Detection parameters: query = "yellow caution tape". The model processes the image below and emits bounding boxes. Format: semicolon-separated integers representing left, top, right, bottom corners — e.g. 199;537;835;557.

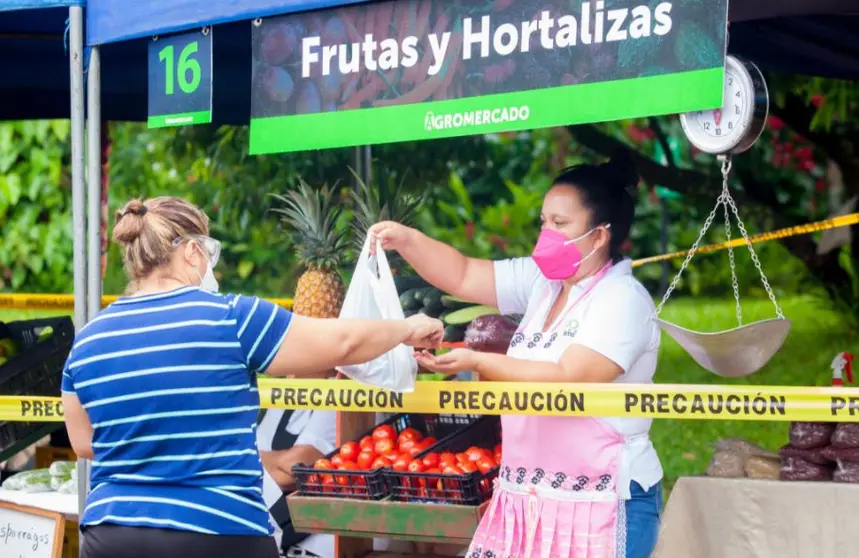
0;293;293;311
5;379;859;423
632;212;859;267
2;214;857;311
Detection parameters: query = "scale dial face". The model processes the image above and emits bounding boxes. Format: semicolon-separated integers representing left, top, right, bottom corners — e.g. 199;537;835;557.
680;55;769;155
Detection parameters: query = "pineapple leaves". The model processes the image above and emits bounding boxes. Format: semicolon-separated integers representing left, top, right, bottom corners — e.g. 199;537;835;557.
269;178;347;272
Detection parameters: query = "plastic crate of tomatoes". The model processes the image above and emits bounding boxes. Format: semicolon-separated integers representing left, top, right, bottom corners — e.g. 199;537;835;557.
292;413;477;500
385;415;502;506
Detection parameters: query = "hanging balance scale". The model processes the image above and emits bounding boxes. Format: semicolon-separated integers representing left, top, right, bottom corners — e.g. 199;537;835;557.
655;55;792;378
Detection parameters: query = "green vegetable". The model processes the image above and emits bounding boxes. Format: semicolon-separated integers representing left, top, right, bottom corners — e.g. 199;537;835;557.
443;305;500;325
441;295;471;309
2;469;53;492
400;289;422;310
394;275;428;292
443;324;466;342
49;460;75;478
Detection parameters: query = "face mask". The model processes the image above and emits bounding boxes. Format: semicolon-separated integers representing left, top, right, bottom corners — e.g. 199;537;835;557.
199;265;219;293
531;225;610;280
193;245;219;293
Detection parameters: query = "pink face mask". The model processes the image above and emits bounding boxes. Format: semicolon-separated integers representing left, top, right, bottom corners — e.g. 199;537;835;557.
531;225;610;280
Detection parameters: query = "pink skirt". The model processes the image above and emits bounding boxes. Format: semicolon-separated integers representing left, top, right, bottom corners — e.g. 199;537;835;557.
467;484;623;558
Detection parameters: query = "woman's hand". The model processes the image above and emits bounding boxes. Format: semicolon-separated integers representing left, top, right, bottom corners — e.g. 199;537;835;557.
368;221;417;254
404;314;444;348
414;348;478;374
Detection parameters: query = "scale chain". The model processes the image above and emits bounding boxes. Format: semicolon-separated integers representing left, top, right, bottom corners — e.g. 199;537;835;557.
653;155;786;322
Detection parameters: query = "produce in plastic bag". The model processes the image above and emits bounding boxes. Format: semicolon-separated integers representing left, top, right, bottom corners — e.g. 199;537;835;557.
706;450;745;478
1;469;53;492
831;423;859;448
57;477;77;494
49;460;75;478
833;460;859;483
713;438;778;459
823;445;859;462
336;238;418;392
788;421;835;449
780;456;834;481
778;444;833;466
464;315;519;354
744;456;781;480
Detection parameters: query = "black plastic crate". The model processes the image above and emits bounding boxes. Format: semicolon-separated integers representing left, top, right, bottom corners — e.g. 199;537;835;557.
0;317;75;454
386;415;502;505
292;412;478;500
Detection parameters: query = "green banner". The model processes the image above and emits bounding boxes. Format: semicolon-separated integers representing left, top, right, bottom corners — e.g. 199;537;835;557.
250;0;728;154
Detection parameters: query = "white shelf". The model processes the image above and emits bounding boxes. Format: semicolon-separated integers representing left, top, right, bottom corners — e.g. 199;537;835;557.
0;489;79;519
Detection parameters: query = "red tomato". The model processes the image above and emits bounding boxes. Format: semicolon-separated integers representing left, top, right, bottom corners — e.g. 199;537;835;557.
392;455;411;472
384;448;401;461
456;452;470;464
424;467;443;492
407;459;426;473
371;455;393;470
321;475;336;493
407;445;424;457
442;465;460;475
439;452;457;468
423;436;438;447
339;441;360;462
374;438;395;456
313;458;332;469
397;428;422;446
372;424;396;441
335;461;359;487
458;462;478;474
422;452;440;469
359;436;375;451
476;456;496;474
357;449;376;470
466;447;488;462
330;454;344;467
398;438;417;453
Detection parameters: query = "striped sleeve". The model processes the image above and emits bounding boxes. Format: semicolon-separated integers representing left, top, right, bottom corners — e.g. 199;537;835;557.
232;295;293;373
61;355;75;394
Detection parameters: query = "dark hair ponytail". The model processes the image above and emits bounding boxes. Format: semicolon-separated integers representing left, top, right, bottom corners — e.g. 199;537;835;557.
551;149;639;261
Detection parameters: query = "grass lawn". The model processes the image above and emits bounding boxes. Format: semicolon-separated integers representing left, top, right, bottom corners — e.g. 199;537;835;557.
2;295;855;492
651;294;856;491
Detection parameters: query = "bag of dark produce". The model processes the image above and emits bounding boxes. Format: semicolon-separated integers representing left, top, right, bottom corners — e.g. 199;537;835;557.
778;444;833;466
780;456;834;481
833;460;859;483
788;421;835;449
831;423;859;448
464;314;519;354
822;446;859;462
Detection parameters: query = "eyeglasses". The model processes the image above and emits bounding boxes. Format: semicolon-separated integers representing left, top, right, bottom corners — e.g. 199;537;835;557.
172;235;221;268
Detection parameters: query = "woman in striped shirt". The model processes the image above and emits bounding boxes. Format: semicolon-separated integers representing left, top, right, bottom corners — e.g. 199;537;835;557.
61;197;443;558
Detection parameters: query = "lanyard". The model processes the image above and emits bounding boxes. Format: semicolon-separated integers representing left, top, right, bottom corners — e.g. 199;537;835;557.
525;262;612;333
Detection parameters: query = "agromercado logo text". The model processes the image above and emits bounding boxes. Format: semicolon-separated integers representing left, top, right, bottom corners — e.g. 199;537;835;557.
424;106;531;132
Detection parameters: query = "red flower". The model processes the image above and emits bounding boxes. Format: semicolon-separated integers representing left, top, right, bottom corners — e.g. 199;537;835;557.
768;115;784;130
815;179;826;192
811;94;825;108
801;159;816;172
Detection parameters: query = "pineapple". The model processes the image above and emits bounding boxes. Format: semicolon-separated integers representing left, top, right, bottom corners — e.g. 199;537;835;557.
272;180;347;319
349;167;424;276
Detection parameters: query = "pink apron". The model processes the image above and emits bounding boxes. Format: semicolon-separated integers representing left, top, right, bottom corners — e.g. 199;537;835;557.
468;265;628;558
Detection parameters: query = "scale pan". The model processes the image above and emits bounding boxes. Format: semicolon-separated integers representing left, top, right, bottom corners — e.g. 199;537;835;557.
654;318;792;378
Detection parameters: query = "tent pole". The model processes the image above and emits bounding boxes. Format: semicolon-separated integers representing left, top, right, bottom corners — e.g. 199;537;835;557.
68;6;88;533
87;47;102;322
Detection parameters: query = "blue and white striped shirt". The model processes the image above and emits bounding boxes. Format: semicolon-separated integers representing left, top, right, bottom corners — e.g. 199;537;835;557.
61;286;293;536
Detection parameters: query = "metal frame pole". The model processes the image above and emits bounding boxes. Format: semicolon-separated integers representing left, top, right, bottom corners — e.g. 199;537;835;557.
68;6;88;528
86;47;102;322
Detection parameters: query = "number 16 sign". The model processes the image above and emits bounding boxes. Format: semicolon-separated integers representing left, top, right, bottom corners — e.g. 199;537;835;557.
148;28;213;128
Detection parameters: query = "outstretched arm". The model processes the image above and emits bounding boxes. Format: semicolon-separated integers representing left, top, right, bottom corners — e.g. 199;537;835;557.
369;222;496;306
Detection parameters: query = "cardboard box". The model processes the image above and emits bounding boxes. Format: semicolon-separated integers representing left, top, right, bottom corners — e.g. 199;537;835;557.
35;446;77;469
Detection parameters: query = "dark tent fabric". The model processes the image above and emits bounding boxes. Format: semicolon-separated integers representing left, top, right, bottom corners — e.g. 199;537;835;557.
0;3;82;120
1;1;858;122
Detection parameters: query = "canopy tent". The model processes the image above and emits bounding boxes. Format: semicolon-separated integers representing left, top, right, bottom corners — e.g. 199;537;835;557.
0;0;858;123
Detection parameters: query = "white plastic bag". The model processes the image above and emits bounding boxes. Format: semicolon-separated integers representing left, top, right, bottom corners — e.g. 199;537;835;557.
336;237;418;392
